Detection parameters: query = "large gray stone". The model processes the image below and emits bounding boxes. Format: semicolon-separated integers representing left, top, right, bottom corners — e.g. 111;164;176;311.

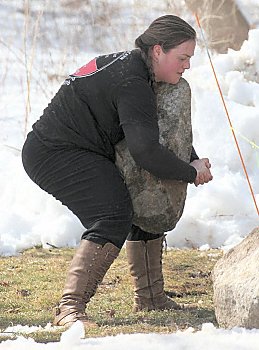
212;227;259;329
115;78;193;233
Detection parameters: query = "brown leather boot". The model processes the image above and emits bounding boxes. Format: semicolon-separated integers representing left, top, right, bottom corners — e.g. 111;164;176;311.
53;240;120;327
126;236;182;312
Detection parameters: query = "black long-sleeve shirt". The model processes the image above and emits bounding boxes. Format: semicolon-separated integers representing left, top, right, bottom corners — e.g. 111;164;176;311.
33;49;198;183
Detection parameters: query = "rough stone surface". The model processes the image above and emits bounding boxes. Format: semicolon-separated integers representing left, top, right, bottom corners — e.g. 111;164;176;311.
212;227;259;329
185;0;249;53
115;78;193;233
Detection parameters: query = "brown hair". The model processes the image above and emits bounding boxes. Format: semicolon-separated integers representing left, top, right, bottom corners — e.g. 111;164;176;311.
135;15;196;82
135;14;196;54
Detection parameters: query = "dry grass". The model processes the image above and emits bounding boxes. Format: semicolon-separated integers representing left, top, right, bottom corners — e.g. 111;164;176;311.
0;245;222;343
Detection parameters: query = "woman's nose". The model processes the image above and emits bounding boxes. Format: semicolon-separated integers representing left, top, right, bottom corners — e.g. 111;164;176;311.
183;59;190;70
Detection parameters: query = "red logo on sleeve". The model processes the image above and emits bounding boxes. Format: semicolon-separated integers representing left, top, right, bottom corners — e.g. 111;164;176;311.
72;58;97;77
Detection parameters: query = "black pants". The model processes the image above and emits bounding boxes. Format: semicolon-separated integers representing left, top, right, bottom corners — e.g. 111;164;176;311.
22;132;162;248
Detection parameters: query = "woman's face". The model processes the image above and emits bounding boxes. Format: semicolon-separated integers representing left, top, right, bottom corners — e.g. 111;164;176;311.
152;39;196;84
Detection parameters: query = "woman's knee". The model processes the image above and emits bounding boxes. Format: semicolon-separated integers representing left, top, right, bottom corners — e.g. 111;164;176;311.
82;214;133;248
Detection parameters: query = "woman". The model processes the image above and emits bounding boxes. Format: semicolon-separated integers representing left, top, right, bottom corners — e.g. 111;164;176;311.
22;15;213;328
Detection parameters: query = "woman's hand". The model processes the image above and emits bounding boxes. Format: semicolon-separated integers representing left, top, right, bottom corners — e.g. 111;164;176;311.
190;158;213;187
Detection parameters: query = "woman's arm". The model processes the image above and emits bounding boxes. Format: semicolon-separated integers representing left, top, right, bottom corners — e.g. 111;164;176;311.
116;78;197;183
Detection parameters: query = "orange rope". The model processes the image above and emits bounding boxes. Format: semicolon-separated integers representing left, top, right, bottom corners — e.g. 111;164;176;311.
195;13;259;217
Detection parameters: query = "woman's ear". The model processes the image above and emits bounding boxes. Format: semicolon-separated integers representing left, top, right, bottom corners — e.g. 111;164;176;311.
152;45;162;63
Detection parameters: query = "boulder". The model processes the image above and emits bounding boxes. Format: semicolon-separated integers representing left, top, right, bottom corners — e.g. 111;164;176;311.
115;78;193;233
212;227;259;329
